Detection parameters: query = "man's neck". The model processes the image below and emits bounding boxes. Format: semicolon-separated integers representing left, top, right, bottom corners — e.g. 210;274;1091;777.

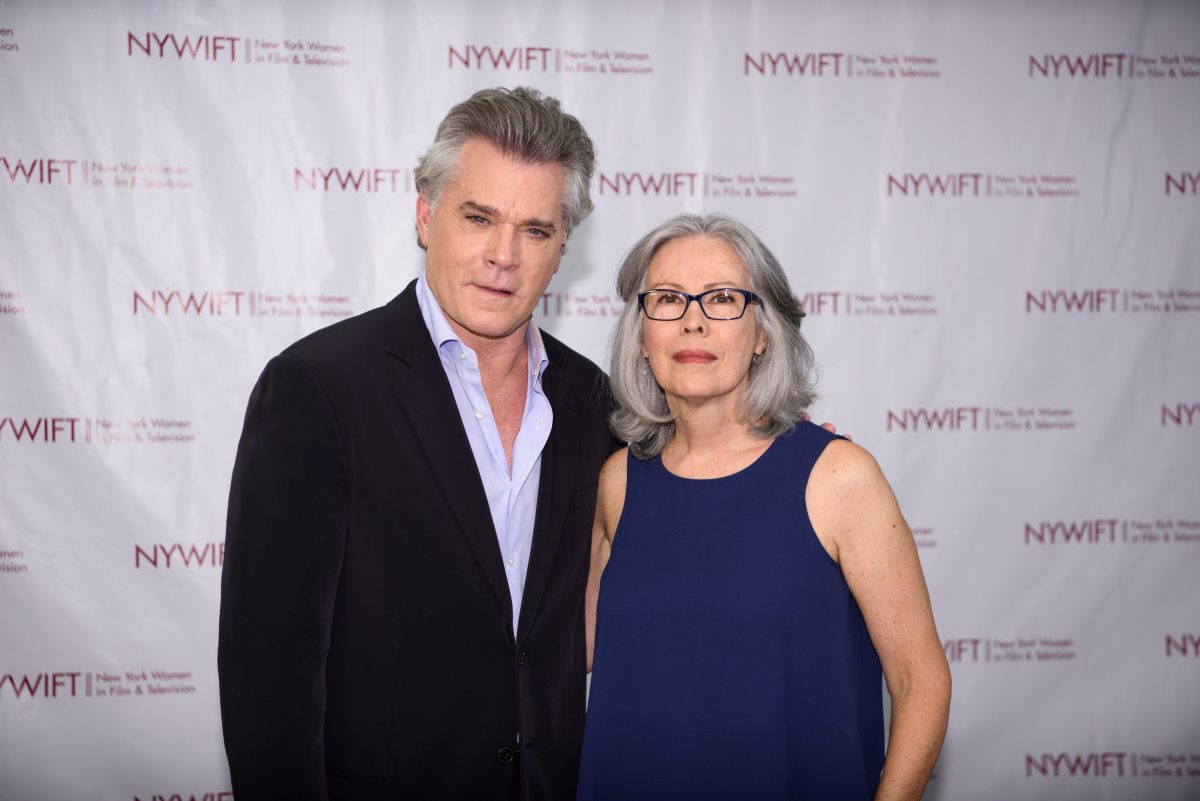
453;319;532;378
452;319;534;473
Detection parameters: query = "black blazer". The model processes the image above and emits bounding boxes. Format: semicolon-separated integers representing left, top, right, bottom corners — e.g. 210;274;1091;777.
218;281;616;800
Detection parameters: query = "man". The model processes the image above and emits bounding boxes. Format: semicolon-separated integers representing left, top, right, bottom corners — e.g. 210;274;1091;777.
218;87;615;800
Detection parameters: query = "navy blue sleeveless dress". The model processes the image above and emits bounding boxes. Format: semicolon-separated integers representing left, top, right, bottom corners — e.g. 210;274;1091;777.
577;423;883;801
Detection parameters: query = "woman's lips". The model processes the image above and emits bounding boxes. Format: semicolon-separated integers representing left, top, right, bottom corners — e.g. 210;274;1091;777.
672;349;716;364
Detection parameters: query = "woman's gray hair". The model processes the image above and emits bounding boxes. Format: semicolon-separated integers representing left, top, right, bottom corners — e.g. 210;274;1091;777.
414;87;596;242
610;213;817;459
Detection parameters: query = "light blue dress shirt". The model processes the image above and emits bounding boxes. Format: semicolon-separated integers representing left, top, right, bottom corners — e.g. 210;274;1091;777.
416;274;553;636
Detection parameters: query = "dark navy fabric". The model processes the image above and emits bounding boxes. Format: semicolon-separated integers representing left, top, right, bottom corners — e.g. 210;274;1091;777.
578;422;884;801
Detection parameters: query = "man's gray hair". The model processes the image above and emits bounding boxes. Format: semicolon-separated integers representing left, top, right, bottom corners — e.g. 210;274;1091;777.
414;87;596;243
609;213;817;459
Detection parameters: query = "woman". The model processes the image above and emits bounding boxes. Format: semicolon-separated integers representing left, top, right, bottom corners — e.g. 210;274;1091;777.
579;214;950;801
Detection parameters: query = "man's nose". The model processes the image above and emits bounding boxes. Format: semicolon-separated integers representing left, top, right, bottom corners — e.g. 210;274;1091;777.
485;224;519;270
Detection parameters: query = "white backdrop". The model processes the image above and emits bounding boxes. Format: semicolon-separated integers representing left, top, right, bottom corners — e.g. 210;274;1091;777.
2;1;1198;799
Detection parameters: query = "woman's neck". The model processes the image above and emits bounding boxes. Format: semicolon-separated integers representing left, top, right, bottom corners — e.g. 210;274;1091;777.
662;402;772;480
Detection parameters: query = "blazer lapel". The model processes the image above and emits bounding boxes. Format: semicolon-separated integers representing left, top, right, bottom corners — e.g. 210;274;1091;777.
385;283;515;637
517;356;581;642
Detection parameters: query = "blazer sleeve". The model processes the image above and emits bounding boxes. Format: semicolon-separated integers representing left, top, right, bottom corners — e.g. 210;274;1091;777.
218;353;349;800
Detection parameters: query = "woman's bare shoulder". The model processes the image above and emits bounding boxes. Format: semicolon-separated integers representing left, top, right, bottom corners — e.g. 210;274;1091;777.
598;446;629;488
810;437;892;496
806;438;903;560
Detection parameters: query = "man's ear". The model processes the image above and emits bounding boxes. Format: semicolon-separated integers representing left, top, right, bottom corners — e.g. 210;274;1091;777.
415;193;432;248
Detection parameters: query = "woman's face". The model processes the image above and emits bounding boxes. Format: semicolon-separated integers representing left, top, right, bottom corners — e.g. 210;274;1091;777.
641;235;766;413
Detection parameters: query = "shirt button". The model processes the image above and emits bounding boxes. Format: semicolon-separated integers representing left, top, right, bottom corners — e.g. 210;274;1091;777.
507;558;515;567
458;352;466;360
474;411;484;419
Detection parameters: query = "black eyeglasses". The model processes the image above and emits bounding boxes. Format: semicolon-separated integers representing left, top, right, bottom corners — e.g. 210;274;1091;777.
638;288;761;321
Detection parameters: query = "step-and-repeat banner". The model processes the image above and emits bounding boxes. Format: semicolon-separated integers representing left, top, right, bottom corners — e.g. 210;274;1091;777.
2;1;1197;799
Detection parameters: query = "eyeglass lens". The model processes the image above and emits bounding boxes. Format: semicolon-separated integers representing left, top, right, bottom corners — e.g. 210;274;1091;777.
644;289;748;320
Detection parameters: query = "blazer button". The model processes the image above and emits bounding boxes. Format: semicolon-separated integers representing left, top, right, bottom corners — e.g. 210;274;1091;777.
496;746;515;765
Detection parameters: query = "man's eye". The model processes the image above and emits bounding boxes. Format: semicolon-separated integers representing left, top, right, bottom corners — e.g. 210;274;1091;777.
466;215;488;225
527;228;550;239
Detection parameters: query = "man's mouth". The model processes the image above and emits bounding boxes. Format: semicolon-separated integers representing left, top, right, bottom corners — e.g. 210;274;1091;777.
477;284;515;297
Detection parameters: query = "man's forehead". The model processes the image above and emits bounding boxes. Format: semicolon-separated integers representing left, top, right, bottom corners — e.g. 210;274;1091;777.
442;139;566;221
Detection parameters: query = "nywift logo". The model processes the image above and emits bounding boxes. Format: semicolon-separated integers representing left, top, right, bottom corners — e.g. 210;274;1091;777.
887;172;983;197
294;166;411;193
0;417;81;443
1029;53;1131;78
1;156;84;185
448;44;554;71
744;51;847;77
1162;402;1200;427
128;31;243;62
135;543;224;569
598;171;699;196
1166;171;1199;195
1165;632;1200;658
1025;289;1119;313
133;290;248;316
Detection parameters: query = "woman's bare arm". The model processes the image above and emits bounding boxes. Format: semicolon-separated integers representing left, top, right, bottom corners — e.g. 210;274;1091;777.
808;440;951;801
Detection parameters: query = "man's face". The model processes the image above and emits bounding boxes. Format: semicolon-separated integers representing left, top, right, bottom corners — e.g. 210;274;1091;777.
416;138;567;348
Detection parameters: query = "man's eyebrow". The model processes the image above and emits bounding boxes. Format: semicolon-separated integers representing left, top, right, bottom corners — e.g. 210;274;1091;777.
523;217;559;233
459;200;559;234
460;200;501;217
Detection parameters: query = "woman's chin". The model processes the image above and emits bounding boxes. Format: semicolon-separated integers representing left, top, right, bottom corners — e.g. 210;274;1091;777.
662;382;747;408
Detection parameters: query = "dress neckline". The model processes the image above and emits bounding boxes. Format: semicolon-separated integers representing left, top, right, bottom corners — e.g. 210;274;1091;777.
652;433;782;483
